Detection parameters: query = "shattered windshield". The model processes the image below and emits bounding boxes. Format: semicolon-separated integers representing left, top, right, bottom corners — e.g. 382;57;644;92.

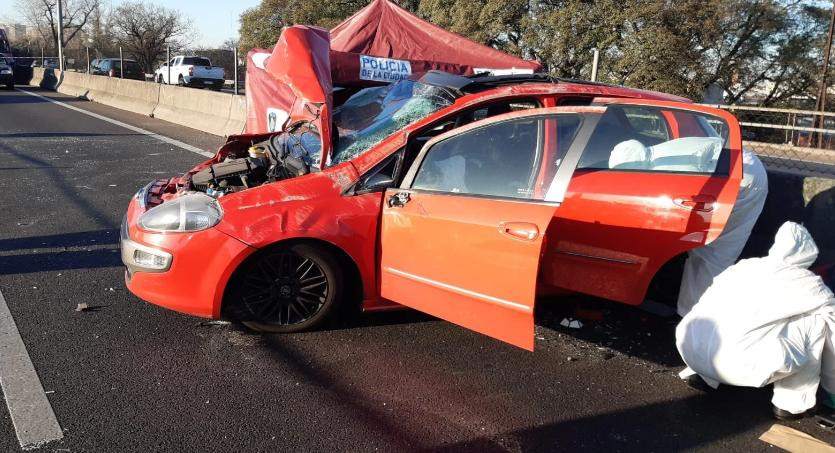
331;80;456;164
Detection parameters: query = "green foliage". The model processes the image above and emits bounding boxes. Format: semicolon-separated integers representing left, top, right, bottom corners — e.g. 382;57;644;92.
239;0;831;105
239;1;418;53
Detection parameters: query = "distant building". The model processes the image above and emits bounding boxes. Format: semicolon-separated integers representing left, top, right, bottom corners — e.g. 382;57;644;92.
0;23;27;42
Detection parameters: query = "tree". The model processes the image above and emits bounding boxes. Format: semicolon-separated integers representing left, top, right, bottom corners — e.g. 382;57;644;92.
417;0;528;56
16;0;99;52
236;0;832;105
109;1;193;73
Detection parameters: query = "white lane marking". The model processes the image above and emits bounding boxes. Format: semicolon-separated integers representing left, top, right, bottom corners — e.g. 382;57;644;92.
0;289;63;450
384;267;532;313
15;88;214;158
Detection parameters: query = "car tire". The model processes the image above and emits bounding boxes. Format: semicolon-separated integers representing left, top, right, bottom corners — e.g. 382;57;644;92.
177;75;184;87
5;83;12;90
230;243;344;334
157;74;163;84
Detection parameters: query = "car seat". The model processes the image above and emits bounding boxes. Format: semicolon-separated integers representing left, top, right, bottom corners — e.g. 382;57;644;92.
649;136;723;173
608;139;650;170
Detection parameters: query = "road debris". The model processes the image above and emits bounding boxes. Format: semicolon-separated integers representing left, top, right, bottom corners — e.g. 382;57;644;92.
560;318;583;329
75;303;89;312
760;424;835;452
196;320;231;327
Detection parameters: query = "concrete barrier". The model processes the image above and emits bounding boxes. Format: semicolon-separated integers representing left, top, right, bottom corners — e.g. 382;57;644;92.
744;171;835;264
82;74;113;102
101;77;160;117
30;68;44;87
153;85;233;135
39;68;58;90
224;95;247;136
33;68;246;137
55;71;89;98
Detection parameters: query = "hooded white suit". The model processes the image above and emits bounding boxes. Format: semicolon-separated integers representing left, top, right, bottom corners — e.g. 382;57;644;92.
677;148;769;316
676;222;835;414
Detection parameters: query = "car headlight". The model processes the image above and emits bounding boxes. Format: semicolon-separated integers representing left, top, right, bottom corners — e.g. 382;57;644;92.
138;193;222;232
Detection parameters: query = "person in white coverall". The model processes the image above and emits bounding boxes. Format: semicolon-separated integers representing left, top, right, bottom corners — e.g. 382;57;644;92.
676;222;835;420
677;147;769;317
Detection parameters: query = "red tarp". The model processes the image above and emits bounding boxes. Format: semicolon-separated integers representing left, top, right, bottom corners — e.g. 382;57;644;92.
330;0;541;84
245;0;541;134
245;26;332;140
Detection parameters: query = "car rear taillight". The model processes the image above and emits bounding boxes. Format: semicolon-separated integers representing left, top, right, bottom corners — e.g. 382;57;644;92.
108;68;115;77
189;67;193;76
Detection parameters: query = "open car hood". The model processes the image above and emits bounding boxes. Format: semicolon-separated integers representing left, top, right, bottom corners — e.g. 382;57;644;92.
244;26;333;168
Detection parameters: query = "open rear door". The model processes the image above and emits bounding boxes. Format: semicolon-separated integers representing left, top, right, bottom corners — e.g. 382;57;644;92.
379;107;601;350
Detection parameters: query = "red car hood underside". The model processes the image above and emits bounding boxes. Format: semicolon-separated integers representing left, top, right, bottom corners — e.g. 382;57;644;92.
244;26;333;167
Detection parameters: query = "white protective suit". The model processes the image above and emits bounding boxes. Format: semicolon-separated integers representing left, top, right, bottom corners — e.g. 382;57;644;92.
676;222;835;414
677;147;769;316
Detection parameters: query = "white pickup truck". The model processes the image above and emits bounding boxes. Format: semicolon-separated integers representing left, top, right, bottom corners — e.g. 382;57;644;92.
155;56;225;90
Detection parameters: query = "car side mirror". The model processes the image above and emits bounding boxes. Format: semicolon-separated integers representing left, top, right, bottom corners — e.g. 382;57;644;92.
362;173;394;192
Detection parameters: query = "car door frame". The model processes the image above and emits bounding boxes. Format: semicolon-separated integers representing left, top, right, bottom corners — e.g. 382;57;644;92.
378;106;603;350
540;97;743;305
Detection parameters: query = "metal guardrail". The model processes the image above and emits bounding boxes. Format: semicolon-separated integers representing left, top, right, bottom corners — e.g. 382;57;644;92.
703;104;835;177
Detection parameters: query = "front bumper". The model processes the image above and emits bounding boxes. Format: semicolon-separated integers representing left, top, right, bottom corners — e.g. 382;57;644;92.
0;72;13;83
121;188;255;318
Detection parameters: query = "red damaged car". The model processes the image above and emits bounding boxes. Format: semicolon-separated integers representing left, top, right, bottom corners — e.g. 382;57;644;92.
121;42;741;352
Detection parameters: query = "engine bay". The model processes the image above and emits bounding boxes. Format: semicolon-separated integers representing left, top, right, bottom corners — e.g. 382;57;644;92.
189;128;320;197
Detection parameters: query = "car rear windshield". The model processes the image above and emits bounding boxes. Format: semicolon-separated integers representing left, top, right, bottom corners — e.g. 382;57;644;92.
331;80;456;164
183;57;211;66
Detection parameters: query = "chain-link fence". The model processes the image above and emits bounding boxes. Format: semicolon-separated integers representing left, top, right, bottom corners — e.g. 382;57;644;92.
703;104;835;178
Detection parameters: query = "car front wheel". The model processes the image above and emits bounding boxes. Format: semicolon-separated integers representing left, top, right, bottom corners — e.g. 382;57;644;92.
228;243;343;333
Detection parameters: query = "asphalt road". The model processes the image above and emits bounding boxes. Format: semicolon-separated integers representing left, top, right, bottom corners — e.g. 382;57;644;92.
1;86;834;452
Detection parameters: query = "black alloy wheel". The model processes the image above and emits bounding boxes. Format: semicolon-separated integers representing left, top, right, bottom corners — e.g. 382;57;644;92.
233;244;343;333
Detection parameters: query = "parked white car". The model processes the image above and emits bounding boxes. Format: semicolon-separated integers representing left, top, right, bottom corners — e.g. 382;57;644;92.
155;56;224;90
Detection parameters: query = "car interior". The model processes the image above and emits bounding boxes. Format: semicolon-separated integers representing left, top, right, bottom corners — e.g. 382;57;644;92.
352;98;540;194
578;106;727;175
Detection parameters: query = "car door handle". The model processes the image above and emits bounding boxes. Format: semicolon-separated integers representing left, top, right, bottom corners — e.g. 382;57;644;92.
388;191;411;208
499;222;540;241
674;195;716;212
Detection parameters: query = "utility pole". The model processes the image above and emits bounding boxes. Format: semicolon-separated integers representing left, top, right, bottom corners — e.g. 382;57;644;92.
57;0;64;72
815;2;835;148
167;45;171;84
233;46;238;95
86;46;90;73
590;49;600;82
119;47;123;78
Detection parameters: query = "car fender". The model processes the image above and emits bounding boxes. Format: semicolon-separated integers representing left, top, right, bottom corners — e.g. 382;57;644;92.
213;163;381;305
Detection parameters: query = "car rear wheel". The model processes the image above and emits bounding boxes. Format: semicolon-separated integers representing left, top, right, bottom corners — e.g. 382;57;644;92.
157;74;163;84
177;75;184;87
230;243;343;333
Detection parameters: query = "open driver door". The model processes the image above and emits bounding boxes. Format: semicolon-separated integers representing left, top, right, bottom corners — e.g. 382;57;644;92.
379;107;603;350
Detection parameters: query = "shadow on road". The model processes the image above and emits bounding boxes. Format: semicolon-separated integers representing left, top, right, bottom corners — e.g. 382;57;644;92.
536;296;684;368
0;89;87;104
254;318;773;452
0;141;118;229
0;229;120;275
0;132;145;139
427;387;773;452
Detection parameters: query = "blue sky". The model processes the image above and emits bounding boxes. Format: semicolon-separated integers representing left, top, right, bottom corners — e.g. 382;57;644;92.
0;0;262;47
